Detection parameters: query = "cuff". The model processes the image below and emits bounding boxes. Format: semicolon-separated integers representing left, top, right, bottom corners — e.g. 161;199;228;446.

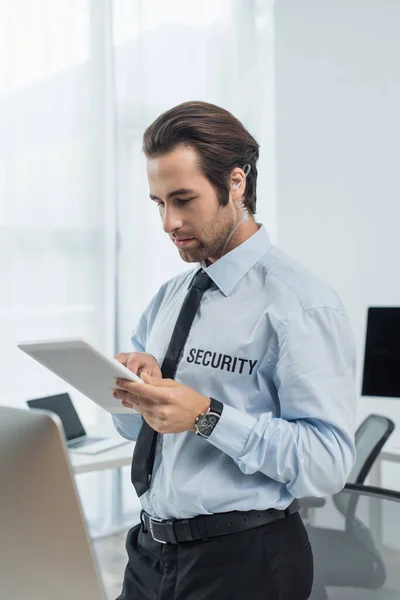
112;413;142;440
206;403;256;460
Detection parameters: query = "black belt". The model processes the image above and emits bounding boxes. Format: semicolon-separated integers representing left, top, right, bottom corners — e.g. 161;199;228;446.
141;500;299;544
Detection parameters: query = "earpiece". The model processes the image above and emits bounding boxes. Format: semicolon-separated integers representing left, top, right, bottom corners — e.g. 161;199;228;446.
238;200;249;222
231;163;251;191
228;163;250;234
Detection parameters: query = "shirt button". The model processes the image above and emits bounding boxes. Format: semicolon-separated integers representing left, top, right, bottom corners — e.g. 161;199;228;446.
157;443;163;452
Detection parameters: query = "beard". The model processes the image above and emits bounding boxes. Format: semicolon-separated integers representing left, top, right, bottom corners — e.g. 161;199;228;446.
176;205;237;264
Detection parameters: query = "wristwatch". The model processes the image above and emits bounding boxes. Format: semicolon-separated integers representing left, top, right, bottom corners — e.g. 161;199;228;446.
194;398;223;438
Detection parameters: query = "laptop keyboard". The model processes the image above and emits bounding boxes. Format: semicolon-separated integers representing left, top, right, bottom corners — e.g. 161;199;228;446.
68;436;105;448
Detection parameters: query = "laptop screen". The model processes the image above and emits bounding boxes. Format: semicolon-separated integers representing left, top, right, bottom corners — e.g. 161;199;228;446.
27;393;86;441
362;307;400;398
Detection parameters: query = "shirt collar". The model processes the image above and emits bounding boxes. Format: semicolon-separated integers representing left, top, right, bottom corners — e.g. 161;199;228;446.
188;224;271;296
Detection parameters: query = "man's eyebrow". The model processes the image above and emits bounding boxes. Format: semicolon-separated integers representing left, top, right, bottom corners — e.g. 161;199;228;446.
149;188;196;201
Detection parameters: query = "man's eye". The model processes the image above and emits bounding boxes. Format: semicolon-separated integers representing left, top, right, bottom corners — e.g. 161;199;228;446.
177;198;194;205
156;197;195;208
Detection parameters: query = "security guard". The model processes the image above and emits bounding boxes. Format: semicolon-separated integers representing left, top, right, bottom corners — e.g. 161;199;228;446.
112;101;356;600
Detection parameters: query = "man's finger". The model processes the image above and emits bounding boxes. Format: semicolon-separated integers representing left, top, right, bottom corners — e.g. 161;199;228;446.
121;399;147;415
126;352;146;374
121;398;139;409
114;352;130;367
115;378;171;403
141;373;176;387
113;385;160;408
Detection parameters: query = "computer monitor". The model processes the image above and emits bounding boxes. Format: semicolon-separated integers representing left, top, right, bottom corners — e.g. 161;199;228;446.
0;406;107;600
362;307;400;398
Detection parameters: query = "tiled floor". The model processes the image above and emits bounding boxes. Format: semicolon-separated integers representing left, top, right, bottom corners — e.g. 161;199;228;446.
93;528;129;600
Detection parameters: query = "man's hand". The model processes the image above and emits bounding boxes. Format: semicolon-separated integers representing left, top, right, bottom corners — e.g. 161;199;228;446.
112;374;211;434
115;351;162;378
114;352;162;408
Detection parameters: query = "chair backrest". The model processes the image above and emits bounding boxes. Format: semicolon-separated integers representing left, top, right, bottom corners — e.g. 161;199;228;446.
350;414;394;484
334;414;394;517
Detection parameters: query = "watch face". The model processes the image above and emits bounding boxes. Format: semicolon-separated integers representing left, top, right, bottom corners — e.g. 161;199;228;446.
197;413;219;437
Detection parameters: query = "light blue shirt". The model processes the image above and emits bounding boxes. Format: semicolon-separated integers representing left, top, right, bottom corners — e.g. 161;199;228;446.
113;224;356;520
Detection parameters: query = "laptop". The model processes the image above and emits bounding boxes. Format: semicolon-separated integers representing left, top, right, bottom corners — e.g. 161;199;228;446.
27;392;128;453
0;405;108;600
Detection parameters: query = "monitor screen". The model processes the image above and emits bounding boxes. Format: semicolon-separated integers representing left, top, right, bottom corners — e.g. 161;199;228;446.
362;307;400;398
27;393;86;441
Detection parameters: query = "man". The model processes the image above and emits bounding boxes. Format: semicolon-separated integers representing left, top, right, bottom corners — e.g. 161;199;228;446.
112;101;356;600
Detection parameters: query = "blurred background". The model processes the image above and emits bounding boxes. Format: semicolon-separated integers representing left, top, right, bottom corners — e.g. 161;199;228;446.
1;0;400;597
0;0;275;535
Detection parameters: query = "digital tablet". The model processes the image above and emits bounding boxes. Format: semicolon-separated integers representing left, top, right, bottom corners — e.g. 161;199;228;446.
17;338;143;414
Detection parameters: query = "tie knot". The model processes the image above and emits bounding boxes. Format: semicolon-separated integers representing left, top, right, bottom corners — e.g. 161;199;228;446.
190;270;212;292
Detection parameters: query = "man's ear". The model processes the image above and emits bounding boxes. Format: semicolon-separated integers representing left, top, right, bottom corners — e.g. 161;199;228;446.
230;167;247;198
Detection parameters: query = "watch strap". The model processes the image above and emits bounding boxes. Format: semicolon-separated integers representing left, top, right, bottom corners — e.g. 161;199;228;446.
209;397;223;417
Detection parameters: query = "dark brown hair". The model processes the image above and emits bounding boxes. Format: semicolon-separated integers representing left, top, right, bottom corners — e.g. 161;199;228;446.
142;101;260;214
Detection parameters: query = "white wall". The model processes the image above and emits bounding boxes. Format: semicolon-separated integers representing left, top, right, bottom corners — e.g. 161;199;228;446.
275;0;400;482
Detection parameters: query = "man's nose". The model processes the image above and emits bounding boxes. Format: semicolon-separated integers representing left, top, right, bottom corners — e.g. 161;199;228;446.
162;206;184;234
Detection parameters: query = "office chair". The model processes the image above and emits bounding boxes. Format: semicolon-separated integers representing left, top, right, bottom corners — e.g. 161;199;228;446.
307;483;400;599
300;414;395;517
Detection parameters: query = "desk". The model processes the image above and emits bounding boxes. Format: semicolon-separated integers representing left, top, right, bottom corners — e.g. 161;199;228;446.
69;441;137;538
69;441;135;475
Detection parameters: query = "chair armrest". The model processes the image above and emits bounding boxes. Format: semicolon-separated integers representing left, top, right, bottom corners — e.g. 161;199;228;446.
298;497;327;509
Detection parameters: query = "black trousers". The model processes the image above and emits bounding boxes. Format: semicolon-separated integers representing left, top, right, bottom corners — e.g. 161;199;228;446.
116;511;314;600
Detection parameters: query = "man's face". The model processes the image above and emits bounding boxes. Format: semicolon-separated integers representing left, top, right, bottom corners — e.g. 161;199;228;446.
147;145;235;264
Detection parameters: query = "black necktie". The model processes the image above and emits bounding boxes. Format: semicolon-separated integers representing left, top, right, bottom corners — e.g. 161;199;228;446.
131;269;212;497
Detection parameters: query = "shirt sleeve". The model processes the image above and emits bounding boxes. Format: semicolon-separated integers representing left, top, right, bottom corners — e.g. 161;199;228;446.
112;412;143;441
207;307;357;498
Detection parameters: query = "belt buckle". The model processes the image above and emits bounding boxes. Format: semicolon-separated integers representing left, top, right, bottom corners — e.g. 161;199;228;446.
149;517;168;544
